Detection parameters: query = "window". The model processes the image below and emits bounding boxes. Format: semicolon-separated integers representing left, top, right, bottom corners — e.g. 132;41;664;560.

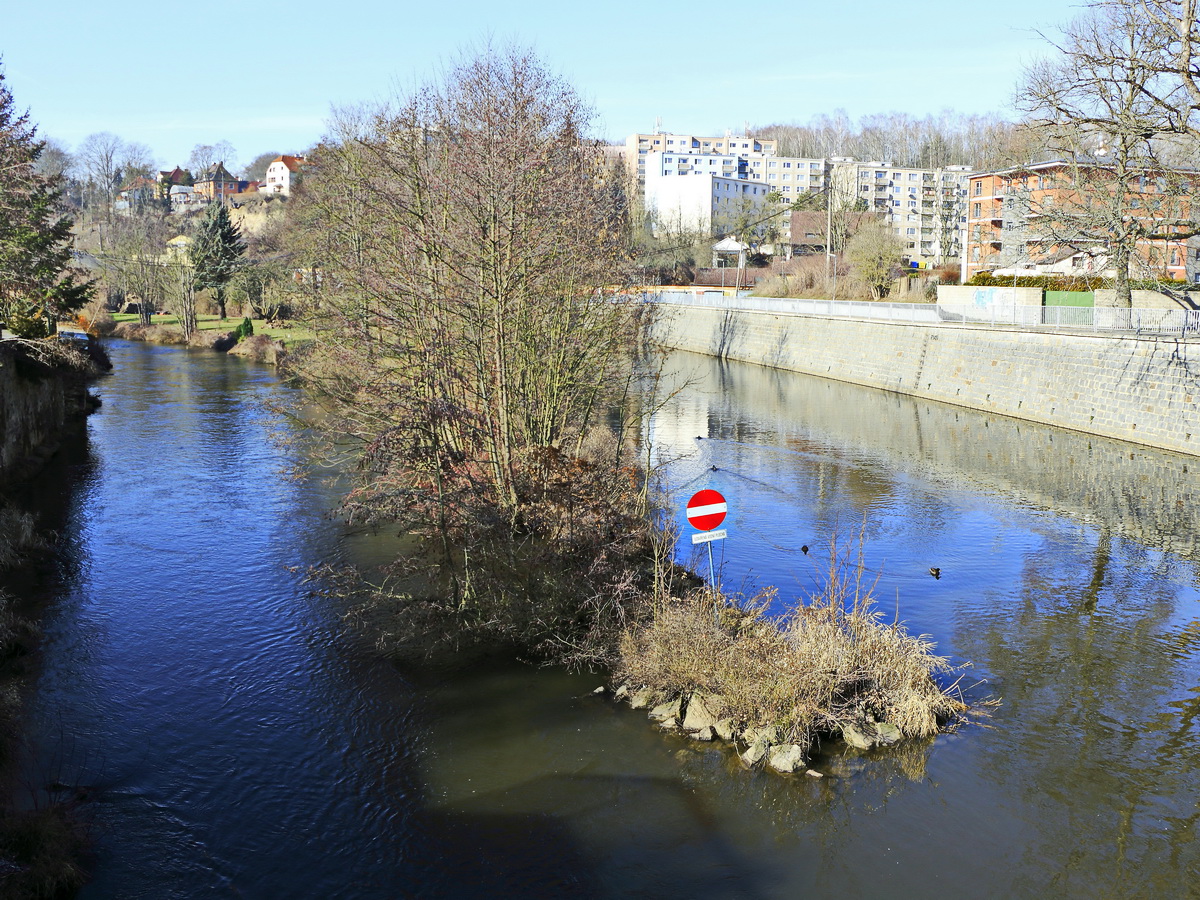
783;162;792;168
667;140;674;144
768;161;777;168
782;186;791;192
909;173;918;181
907;228;916;235
974;181;982;196
972;203;980;218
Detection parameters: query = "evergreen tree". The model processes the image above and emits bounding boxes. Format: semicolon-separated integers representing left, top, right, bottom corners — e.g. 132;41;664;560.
0;64;90;336
189;200;246;320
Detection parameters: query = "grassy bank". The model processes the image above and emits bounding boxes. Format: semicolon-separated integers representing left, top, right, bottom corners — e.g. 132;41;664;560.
106;313;314;345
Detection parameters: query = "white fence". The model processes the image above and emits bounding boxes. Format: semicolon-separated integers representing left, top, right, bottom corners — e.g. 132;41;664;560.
647;289;1200;337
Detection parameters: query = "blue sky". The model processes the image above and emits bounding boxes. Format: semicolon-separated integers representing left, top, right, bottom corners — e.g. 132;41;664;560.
5;0;1080;172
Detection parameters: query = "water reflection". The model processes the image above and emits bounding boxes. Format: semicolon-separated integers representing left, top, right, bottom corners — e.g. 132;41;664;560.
650;351;1200;897
15;341;1200;898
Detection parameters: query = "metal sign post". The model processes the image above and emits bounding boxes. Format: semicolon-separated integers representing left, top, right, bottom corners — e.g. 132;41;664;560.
686;490;728;621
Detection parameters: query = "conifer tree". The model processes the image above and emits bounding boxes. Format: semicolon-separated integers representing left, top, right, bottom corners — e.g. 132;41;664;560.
189;200;245;320
0;63;90;336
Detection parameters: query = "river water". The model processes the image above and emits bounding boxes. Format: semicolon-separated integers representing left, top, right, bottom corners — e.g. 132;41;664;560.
14;339;1200;897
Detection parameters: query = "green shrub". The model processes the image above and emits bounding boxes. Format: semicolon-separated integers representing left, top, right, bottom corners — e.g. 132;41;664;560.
5;312;50;339
233;317;254;341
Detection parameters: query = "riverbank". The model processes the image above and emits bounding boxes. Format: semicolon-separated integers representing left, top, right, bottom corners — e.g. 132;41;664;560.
79;313;307;366
0;338;104;897
652;300;1200;457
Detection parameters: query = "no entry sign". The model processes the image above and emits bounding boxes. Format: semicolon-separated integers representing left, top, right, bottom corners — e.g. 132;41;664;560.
686;489;727;531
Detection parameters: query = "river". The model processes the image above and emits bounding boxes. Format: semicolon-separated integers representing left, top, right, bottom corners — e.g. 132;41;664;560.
14;339;1200;897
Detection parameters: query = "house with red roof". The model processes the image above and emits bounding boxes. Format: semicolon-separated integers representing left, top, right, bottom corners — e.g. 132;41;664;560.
258;155;306;196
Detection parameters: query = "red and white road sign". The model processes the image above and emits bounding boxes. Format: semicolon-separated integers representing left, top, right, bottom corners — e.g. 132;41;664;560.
686;489;727;531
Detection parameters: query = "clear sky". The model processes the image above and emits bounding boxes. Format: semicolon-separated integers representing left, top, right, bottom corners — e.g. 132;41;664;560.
4;0;1079;173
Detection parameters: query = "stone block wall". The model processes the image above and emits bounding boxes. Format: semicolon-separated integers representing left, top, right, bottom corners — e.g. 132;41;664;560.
653;304;1200;457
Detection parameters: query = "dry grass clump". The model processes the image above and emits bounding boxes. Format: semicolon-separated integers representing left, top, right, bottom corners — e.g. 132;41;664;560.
617;541;965;751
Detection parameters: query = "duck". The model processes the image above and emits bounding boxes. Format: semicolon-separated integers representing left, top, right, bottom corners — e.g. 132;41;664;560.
929;567;941;580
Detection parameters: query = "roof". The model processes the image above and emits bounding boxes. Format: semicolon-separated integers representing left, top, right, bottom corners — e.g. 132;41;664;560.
713;237;750;252
196;162;237;183
271;154;306;173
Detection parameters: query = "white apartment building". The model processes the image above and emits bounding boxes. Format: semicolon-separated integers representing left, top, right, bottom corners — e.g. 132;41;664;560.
744;155;828;198
643;156;774;237
830;160;972;266
625;130;777;186
644;151;749;181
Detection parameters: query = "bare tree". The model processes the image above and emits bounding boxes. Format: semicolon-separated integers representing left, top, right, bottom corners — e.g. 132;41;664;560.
188;140;237;176
846;220;905;300
77;131;123;217
289;47;643;612
1018;4;1197;305
102;211;171;325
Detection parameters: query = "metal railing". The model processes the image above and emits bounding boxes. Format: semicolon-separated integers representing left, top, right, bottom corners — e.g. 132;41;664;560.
646;289;1200;336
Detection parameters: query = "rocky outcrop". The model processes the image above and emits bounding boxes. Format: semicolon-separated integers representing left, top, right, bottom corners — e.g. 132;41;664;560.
607;680;915;778
227;335;286;365
0;339;105;486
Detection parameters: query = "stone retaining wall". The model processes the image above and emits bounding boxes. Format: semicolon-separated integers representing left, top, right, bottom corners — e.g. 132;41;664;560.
0;343;92;485
652;304;1200;457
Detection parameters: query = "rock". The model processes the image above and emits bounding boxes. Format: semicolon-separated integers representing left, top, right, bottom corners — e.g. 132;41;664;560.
592;686;606;695
658;716;680;730
744;725;780;746
648;697;682;722
690;725;716;742
682;692;720;731
227;334;286;365
629;688;654;709
842;723;875;750
874;722;902;746
713;718;737;742
740;738;770;768
768;744;807;774
613;683;629;702
805;769;824;778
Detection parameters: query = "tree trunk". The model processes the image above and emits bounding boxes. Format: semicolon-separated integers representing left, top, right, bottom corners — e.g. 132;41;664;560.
1113;241;1133;308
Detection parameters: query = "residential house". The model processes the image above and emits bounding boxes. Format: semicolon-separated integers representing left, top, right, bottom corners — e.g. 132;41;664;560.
169;183;202;210
194;162;240;201
258;155;306;195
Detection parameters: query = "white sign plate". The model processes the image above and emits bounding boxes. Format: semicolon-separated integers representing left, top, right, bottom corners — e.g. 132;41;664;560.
691;529;727;544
